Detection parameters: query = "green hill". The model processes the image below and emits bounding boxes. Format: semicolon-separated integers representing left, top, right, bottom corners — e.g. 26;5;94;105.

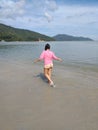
53;34;93;41
0;23;54;41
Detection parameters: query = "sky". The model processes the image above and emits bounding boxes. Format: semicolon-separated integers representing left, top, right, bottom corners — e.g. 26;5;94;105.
0;0;98;40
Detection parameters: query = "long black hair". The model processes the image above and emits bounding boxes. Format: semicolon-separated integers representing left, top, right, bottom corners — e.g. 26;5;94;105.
45;43;50;50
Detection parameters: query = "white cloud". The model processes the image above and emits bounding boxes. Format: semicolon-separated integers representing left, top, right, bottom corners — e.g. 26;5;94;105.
0;0;25;19
45;0;58;11
0;0;58;23
43;0;58;22
44;12;53;22
51;5;98;27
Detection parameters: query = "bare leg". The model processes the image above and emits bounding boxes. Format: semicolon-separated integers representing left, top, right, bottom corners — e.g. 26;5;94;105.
44;68;53;84
48;67;52;81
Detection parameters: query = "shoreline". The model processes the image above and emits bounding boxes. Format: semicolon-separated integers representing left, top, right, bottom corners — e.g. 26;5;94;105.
0;59;98;88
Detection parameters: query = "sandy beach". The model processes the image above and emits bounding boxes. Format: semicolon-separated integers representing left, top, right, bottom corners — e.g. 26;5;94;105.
0;60;98;130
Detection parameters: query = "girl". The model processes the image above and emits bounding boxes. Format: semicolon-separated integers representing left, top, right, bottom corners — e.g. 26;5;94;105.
34;43;62;87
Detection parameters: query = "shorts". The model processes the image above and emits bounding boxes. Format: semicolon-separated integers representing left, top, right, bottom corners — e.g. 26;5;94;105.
44;63;53;69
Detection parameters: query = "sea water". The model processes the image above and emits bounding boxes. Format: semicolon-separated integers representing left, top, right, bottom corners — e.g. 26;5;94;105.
0;41;98;71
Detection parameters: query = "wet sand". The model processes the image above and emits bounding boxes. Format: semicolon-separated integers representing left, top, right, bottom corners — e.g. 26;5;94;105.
0;60;98;130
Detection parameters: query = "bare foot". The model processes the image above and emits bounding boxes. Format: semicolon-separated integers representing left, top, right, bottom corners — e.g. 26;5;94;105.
50;81;56;87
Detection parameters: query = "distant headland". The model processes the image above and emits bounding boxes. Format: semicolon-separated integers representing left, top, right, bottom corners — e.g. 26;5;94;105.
53;34;93;41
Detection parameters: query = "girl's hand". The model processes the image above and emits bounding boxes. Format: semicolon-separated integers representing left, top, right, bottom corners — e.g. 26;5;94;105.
34;58;41;63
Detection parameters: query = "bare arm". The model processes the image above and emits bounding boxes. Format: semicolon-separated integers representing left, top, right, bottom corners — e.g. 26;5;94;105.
52;52;62;62
56;57;62;61
33;58;41;63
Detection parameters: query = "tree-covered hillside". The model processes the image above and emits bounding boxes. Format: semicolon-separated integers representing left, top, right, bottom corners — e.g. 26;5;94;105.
0;23;54;41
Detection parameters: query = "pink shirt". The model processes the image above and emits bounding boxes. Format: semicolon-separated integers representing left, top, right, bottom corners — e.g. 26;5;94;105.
40;50;58;65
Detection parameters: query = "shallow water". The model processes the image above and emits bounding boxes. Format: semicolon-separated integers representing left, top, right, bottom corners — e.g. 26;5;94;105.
0;41;98;70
